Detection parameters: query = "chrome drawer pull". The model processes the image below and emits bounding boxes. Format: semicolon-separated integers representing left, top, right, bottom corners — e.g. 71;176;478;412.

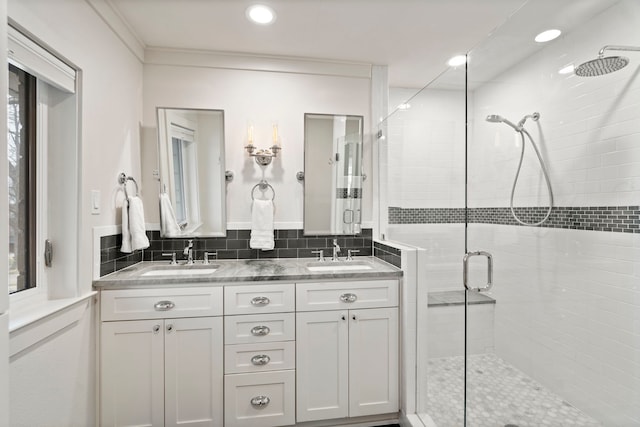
251;325;270;336
154;300;175;311
339;293;357;303
251;296;271;306
251;354;271;366
250;396;270;408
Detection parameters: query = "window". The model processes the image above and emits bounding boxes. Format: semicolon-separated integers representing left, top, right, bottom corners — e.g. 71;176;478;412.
7;25;78;304
7;64;37;295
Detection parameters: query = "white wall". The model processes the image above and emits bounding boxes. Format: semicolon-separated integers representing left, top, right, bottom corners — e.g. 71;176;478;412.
142;59;372;230
469;4;640;208
387;86;466;209
9;300;96;427
9;0;144;293
7;0;143;425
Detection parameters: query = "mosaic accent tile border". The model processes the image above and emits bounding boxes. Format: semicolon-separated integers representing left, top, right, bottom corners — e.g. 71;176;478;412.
100;228;373;277
389;206;640;233
389;207;465;224
337;188;362;199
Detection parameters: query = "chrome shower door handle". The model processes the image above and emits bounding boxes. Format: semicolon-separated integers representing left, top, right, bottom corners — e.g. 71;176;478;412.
463;251;493;292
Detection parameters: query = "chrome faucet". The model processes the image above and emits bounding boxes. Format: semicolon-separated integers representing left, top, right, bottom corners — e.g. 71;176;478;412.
183;240;194;265
332;239;341;261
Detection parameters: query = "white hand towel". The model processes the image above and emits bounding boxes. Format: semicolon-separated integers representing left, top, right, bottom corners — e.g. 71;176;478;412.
121;196;150;253
120;199;132;253
159;193;181;236
250;199;275;250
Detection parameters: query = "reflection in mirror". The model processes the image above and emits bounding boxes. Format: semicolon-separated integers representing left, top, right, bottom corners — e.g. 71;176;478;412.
157;108;226;237
304;114;364;235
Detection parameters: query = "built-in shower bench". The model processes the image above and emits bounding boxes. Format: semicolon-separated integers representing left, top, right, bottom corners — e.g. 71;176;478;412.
427;290;495;307
427;291;496;357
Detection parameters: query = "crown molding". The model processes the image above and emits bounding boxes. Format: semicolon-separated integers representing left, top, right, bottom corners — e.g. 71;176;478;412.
145;47;372;79
85;0;145;62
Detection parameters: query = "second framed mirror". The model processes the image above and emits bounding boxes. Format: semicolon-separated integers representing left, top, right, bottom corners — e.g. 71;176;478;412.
303;113;364;235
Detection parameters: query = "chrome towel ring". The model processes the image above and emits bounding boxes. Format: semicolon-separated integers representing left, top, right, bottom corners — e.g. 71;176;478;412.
251;179;275;201
118;172;139;199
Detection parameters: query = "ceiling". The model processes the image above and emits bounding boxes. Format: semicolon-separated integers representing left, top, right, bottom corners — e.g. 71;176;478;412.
105;0;619;89
105;0;528;88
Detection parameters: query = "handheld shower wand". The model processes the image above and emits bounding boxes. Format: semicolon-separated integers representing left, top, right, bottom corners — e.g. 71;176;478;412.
485;112;554;226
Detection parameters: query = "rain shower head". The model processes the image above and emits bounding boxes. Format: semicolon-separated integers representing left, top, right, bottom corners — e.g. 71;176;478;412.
575;45;640;77
575;56;629;77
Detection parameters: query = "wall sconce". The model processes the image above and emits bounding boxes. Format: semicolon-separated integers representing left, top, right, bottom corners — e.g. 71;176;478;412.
245;123;281;166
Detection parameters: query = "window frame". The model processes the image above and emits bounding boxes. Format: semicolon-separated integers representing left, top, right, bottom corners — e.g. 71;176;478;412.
7;64;38;298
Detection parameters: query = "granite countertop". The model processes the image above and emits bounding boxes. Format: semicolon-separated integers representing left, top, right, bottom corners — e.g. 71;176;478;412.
93;256;402;289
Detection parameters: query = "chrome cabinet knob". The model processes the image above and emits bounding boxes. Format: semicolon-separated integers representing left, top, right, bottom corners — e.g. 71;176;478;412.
250;396;270;408
339;293;357;303
154;300;175;311
250;325;270;336
166;324;173;333
251;354;271;366
251;296;270;306
153;325;161;334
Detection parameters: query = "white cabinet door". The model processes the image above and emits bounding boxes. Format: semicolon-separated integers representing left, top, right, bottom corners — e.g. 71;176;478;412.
101;319;165;427
296;310;349;422
348;308;399;417
165;317;224;427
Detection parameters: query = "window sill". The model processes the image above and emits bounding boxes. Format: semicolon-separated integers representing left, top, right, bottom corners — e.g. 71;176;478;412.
9;292;96;357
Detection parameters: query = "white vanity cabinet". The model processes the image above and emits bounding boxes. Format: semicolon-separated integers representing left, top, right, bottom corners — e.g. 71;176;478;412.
100;287;224;427
223;283;296;427
295;279;399;422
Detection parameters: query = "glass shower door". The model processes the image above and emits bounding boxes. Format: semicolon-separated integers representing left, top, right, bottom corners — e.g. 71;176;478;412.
464;1;640;426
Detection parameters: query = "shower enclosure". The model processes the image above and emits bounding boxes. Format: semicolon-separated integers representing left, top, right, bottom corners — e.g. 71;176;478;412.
377;1;640;426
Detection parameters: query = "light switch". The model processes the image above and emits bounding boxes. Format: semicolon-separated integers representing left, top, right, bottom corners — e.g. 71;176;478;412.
91;190;101;215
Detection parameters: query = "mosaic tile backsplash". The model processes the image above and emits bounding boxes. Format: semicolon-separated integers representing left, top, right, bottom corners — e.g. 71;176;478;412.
389;205;640;233
100;228;374;277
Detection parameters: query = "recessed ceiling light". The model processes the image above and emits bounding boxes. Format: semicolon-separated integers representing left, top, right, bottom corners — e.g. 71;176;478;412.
535;29;561;43
558;64;575;75
447;55;467;67
246;5;276;25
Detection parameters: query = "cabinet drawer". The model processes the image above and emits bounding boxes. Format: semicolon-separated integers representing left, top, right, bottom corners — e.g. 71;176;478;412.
296;279;398;311
101;287;223;321
224;370;295;427
225;342;295;374
224;283;295;315
224;313;295;345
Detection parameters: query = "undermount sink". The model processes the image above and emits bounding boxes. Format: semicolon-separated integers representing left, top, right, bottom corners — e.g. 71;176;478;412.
305;261;373;272
140;264;220;277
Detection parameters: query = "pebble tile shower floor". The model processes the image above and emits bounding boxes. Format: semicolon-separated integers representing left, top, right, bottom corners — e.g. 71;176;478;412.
426;354;601;427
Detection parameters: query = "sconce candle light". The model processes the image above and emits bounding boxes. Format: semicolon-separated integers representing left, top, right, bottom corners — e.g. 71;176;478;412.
244;123;282;166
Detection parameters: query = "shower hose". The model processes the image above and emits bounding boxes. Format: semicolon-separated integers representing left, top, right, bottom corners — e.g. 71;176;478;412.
510;128;554;226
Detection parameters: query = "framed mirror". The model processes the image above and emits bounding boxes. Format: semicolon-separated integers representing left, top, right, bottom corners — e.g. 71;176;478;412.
304;113;364;235
156;107;226;237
